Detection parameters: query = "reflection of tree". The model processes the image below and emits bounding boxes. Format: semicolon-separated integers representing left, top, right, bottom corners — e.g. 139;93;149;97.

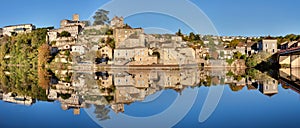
38;68;50;90
229;84;244;92
202;76;212;87
0;66;48;100
38;44;50;67
94;105;110;121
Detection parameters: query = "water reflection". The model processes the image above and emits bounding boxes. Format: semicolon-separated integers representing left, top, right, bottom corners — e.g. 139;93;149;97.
1;67;300;123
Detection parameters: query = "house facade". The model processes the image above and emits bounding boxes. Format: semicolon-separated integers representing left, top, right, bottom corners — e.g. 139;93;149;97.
47;14;85;44
110;16;124;28
160;47;196;65
71;45;86;55
113;28;144;48
258;39;278;53
114;48;158;65
99;45;113;60
2;24;36;36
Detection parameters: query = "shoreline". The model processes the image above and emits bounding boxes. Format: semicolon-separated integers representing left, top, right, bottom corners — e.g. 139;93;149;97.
70;64;248;71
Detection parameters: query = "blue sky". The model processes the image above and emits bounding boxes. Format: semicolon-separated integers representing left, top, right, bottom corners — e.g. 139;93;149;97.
0;0;299;36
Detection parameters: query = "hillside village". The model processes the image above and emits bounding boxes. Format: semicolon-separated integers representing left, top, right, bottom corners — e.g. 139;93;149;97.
2;13;300;68
2;12;300;116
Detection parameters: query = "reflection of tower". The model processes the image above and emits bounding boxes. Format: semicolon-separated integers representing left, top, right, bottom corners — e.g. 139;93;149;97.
111;104;124;113
73;108;80;115
259;79;278;97
94;105;111;121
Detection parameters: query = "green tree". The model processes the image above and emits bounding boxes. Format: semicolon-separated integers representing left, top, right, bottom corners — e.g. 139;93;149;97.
229;39;240;48
189;32;195;41
233;51;242;59
220;51;225;58
176;29;183;36
93;9;110;26
59;31;71;37
106;37;115;49
82;20;91;27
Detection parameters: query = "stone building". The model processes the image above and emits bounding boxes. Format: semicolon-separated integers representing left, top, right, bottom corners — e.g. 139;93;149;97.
114;47;158;65
236;42;246;55
118;34;146;48
159;47;196;65
71;45;87;55
245;40;258;55
2;24;36;36
99;45;113;60
258;39;278;54
110;16;124;28
51;37;76;50
113;28;144;48
47;14;85;44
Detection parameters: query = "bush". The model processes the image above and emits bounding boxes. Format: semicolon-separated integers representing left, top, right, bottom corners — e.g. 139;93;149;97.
226;58;235;65
59;31;71;37
59;93;71;100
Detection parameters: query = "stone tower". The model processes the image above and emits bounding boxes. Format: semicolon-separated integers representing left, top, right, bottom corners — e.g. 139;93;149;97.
73;14;79;21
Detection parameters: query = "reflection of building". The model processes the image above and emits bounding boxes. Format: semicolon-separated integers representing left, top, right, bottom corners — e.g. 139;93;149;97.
2;92;34;106
44;68;283;116
111;104;124;113
259;79;278;97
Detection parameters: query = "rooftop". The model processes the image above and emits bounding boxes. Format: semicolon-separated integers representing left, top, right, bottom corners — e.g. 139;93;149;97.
3;23;34;28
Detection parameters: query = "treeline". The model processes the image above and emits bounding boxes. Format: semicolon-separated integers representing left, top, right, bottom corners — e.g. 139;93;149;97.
0;28;51;100
276;34;300;44
0;66;48;100
0;28;49;67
